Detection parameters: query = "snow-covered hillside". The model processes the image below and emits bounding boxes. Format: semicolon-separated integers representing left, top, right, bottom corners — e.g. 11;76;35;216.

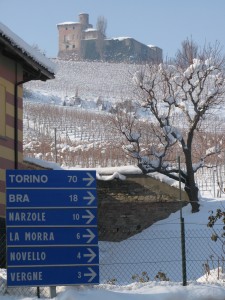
25;59;141;101
23;59;225;196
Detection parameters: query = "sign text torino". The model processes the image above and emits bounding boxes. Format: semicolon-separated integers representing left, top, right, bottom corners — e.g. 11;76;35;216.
8;174;48;184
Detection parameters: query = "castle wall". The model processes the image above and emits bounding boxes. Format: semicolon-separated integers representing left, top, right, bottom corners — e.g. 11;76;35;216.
103;38;162;63
57;23;82;55
81;39;99;60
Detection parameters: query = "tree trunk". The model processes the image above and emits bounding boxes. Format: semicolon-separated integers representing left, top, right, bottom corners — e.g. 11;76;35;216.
184;148;200;213
184;184;200;213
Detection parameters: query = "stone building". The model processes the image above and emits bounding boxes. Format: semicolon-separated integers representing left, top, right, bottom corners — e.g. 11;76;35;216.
57;13;163;63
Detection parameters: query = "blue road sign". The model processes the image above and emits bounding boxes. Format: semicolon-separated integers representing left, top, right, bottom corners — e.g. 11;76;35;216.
7;265;99;286
6;170;96;188
6;169;99;287
7;246;99;266
7;227;98;246
6;189;97;207
6;208;97;226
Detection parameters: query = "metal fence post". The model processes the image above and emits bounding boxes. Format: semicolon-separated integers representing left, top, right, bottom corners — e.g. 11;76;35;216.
54;127;57;163
180;216;187;286
50;286;57;298
37;287;40;298
178;156;187;286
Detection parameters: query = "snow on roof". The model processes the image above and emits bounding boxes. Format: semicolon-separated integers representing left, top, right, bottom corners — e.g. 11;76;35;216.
57;22;80;26
85;28;97;32
24;157;63;170
0;22;55;74
112;37;132;41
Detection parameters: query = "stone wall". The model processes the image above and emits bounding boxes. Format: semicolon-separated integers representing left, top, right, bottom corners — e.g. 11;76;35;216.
97;175;188;241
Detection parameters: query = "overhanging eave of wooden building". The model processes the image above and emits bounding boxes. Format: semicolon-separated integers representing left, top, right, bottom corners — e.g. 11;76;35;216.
0;35;54;81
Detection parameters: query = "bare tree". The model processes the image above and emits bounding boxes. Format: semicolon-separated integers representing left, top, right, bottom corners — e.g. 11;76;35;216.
96;16;107;60
114;39;225;213
96;16;107;38
175;37;198;68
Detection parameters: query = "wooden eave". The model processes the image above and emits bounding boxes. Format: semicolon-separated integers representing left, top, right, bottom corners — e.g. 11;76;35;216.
0;35;54;82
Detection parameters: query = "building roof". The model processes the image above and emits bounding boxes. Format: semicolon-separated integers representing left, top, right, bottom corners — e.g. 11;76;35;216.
57;22;80;26
0;22;55;81
84;28;97;32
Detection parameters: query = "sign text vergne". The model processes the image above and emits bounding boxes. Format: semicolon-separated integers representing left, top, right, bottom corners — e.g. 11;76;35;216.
6;170;99;286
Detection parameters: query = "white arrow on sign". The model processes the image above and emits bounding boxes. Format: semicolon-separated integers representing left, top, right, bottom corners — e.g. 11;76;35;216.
83;229;96;243
83;248;97;263
83;191;95;205
83;172;95;186
82;209;95;224
84;267;97;282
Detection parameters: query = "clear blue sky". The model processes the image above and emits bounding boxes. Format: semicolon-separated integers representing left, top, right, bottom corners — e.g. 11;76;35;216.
1;0;225;60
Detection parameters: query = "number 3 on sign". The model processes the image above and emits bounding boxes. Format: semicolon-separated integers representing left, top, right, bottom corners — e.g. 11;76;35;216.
78;272;82;279
68;175;77;183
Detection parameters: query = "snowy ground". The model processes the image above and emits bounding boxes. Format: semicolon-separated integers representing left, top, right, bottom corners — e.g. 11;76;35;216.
1;193;225;299
0;282;225;300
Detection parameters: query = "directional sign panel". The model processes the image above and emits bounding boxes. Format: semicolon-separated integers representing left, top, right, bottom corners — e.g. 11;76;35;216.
6;170;96;188
6;189;97;208
7;246;99;266
7;265;99;286
7;227;98;246
6;208;97;226
6;170;99;287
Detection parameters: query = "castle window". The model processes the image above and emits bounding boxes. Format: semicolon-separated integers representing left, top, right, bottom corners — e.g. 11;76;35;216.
66;27;68;30
0;84;6;137
72;45;75;48
66;45;69;49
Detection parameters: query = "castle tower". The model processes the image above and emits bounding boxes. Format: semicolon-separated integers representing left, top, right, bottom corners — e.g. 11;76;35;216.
79;13;89;29
57;13;93;59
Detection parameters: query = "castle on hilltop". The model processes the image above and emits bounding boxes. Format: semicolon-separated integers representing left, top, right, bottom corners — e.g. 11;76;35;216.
57;13;163;63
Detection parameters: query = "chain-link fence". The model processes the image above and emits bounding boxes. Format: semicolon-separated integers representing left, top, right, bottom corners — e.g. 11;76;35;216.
98;223;224;284
0;220;224;298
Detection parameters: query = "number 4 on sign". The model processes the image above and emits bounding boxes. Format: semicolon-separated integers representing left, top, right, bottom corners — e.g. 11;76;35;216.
76;249;96;263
